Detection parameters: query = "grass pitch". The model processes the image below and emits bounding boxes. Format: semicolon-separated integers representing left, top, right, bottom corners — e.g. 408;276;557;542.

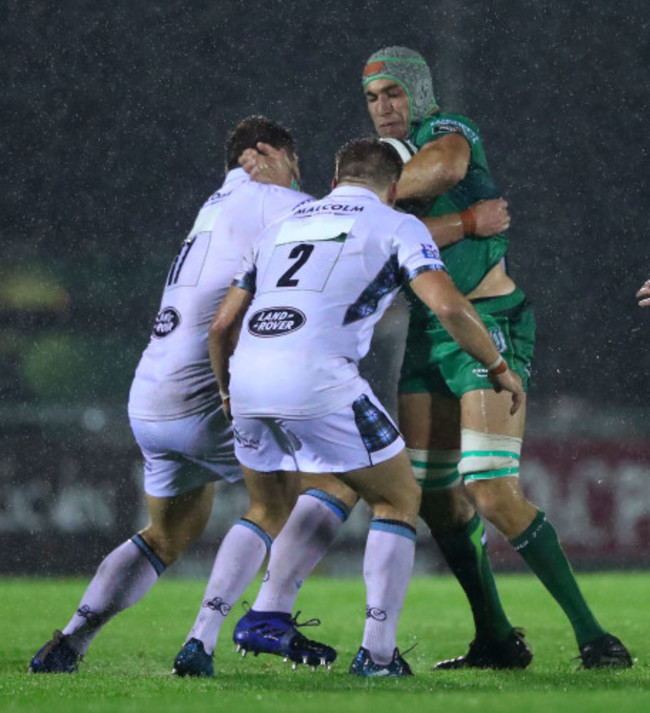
0;573;648;713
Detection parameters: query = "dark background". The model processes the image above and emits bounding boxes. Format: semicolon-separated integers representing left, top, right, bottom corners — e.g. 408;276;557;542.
1;1;649;575
3;0;649;412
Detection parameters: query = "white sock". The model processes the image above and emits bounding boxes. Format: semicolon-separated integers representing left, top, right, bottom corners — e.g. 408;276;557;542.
361;519;416;665
63;535;164;655
252;490;349;613
187;520;271;654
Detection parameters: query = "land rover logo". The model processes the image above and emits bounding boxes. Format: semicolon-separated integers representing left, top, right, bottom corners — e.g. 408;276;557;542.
152;307;181;338
248;307;306;337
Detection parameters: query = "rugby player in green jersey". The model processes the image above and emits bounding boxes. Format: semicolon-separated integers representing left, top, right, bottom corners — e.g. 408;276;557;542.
361;46;632;670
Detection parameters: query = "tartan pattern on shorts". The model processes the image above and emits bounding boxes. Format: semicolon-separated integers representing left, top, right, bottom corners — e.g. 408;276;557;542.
352;394;400;453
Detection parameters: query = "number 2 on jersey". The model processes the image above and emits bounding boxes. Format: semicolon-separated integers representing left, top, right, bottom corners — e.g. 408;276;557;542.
262;228;349;295
276;243;315;287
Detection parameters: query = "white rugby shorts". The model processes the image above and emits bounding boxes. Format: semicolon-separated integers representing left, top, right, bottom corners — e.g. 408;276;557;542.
232;391;404;473
130;402;242;497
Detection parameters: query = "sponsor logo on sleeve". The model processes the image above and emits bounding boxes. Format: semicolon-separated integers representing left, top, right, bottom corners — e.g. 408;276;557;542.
247;307;306;337
420;243;438;259
152;307;181;338
434;122;464;135
431;119;478;144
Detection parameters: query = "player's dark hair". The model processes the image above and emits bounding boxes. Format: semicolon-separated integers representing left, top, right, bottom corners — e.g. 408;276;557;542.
225;116;295;170
335;137;403;187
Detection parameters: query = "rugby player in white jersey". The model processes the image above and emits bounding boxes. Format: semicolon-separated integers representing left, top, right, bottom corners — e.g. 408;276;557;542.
210;138;523;676
224;140;510;673
29;116;353;677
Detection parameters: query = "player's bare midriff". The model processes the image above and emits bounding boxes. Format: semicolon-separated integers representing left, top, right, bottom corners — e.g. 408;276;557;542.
466;261;516;301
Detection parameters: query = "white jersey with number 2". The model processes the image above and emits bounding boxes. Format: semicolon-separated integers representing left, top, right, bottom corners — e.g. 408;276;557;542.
230;185;447;419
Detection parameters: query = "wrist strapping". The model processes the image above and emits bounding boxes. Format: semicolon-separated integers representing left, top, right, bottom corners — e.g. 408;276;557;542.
487;355;508;375
459;207;477;235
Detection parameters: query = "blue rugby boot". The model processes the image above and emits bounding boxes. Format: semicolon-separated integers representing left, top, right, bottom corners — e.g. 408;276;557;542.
349;646;413;677
172;638;215;677
29;630;81;673
233;609;337;669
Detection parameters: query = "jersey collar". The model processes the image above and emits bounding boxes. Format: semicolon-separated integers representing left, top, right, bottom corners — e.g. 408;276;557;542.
328;185;382;202
223;167;249;185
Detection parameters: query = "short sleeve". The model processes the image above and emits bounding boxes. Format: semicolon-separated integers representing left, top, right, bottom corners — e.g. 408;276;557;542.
415;115;480;149
393;215;448;283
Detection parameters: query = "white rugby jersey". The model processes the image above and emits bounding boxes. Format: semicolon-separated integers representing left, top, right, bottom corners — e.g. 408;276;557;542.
229;185;447;419
128;169;312;421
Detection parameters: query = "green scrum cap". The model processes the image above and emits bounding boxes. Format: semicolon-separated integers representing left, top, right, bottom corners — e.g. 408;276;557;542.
362;46;438;124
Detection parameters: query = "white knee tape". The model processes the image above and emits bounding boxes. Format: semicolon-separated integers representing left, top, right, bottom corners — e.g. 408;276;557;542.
407;448;462;490
458;429;522;481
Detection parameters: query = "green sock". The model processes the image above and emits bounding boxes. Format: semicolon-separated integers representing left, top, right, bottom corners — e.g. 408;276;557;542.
435;512;513;641
510;510;606;647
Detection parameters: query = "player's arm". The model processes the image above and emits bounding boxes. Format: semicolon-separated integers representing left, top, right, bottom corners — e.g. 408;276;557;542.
637;279;650;307
395;132;505;248
421;198;510;248
396;133;470;201
208;285;253;418
409;269;524;414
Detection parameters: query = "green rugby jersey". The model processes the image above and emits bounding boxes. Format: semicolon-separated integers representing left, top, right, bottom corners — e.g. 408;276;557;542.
407;112;509;296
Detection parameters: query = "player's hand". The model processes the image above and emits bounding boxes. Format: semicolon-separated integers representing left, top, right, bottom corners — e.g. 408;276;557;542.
470;198;510;237
488;366;524;415
238;142;296;188
636;279;650;307
238;148;262;177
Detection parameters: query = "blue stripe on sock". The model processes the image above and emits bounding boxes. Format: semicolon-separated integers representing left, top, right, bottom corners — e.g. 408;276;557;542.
130;534;166;575
238;518;272;551
369;518;417;542
303;488;351;522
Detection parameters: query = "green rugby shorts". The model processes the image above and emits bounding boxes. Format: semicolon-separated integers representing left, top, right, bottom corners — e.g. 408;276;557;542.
399;288;535;398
